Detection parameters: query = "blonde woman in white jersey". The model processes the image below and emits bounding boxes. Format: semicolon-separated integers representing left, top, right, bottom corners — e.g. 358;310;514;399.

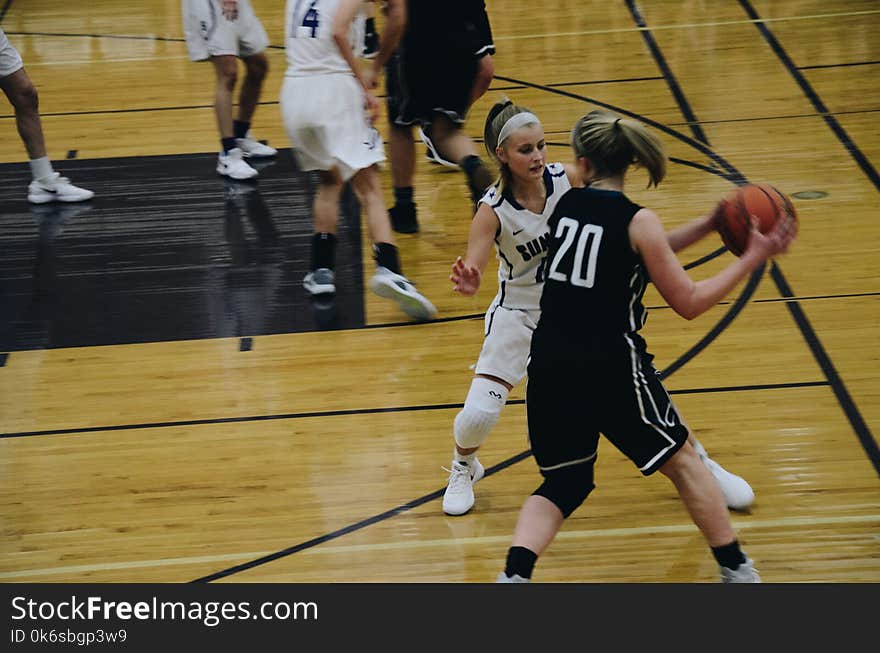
443;99;755;515
281;0;435;319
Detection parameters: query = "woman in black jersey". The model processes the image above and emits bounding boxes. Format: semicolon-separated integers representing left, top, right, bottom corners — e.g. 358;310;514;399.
497;110;796;583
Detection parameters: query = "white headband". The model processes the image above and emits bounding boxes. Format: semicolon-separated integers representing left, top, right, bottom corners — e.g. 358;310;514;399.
497;112;541;145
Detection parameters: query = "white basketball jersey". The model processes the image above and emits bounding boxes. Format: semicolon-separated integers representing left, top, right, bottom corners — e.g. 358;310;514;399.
480;163;572;310
285;0;365;77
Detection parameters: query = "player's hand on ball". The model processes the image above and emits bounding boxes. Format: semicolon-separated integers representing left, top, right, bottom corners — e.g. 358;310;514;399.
745;213;796;260
450;256;481;296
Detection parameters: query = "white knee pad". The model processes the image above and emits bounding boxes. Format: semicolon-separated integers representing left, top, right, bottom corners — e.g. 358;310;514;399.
453;378;509;449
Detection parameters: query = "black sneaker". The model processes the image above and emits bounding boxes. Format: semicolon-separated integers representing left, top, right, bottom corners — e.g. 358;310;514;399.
389;203;419;234
363;30;379;59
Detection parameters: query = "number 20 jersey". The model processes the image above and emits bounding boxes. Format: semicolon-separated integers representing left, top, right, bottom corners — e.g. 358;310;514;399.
285;0;365;77
479;162;572;311
536;187;647;346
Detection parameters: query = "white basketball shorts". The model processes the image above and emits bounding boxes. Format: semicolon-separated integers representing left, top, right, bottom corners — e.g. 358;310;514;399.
182;0;269;61
473;300;540;386
0;28;24;78
280;74;385;182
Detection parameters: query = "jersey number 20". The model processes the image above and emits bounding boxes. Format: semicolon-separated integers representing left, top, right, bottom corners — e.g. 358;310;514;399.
547;218;604;288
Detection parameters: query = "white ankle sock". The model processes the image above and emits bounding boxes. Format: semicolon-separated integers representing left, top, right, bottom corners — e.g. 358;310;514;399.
454;450;476;466
29;156;54;183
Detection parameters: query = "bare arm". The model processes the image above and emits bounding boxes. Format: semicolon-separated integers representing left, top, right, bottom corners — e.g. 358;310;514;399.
665;212;716;252
630;208;794;320
333;0;369;89
450;203;501;295
333;0;379;119
373;0;405;71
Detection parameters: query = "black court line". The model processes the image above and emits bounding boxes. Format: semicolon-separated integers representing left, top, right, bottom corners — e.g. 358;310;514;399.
660;263;764;380
0;0;13;23
191;450;534;583
799;60;880;71
769;263;880;475
683;246;727;270
190;380;829;582
645;290;880;312
489;75;664;92
739;0;880;192
625;0;709;145
3;30;184;43
669;108;880;127
0;381;827;440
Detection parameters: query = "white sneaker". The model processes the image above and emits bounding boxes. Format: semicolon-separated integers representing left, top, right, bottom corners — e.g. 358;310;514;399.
720;558;761;583
418;126;459;169
496;572;530;583
235;133;278;158
702;455;755;510
303;268;336;295
368;266;437;320
27;173;94;204
217;148;259;180
442;457;485;515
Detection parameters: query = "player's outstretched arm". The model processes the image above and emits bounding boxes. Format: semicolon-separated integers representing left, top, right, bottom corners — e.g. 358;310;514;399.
451;203;499;296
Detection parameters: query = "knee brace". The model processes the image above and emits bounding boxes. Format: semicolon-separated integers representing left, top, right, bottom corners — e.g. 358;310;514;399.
533;463;595;518
453;378;509;449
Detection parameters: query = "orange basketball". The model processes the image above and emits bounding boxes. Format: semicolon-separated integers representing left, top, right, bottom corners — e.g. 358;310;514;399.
714;183;797;256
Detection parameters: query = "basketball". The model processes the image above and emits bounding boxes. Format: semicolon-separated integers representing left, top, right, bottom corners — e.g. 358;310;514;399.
713;183;798;256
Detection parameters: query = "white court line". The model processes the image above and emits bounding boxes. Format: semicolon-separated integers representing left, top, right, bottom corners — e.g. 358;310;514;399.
493;9;880;41
1;513;876;580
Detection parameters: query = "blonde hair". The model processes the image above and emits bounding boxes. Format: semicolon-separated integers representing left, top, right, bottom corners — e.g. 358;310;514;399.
571;110;666;187
483;98;539;195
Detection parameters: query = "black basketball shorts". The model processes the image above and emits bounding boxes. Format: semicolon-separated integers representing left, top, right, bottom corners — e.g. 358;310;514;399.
386;3;495;126
526;335;689;477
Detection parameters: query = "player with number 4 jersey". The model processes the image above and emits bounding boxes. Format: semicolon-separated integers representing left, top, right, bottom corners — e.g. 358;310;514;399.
281;0;436;321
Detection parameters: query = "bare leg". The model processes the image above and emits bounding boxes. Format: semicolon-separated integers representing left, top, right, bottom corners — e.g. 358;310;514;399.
210;55;238;139
388;123;415;190
350;164;394;245
659;441;737;546
468;54;495;108
314;170;343;234
509;495;565;556
430;114;480;163
1;68;46;159
238;53;268;124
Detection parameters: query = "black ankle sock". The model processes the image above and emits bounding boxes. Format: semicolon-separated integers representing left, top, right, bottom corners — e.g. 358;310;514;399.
460;156;494;200
365;17;376;35
505;546;537;579
312;232;337;270
393;186;414;205
374;242;401;275
221;137;237;154
233;120;250;140
711;540;746;570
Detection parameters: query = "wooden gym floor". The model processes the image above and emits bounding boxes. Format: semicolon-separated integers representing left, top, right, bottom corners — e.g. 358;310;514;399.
0;1;877;583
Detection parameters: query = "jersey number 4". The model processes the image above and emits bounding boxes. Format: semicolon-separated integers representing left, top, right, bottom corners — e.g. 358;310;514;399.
293;0;320;38
547;218;604;288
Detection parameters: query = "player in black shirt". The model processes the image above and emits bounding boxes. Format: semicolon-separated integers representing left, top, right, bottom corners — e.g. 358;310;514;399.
497;110;796;583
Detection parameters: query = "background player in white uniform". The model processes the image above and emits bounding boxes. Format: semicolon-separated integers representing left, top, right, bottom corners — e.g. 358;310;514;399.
182;0;277;179
0;28;93;203
280;0;435;320
445;100;756;516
